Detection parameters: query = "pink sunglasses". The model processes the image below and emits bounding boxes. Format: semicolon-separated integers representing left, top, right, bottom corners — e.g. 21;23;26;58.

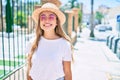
40;14;56;21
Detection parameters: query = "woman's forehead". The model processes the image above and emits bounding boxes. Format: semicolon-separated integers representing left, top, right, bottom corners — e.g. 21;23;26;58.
40;11;55;15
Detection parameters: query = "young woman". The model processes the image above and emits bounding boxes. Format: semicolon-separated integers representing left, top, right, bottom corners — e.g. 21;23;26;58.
26;3;72;80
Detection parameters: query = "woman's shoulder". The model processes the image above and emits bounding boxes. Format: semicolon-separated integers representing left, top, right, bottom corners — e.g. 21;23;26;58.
61;38;71;46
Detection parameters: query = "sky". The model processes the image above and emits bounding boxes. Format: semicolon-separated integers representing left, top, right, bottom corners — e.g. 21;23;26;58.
60;0;120;11
2;0;120;11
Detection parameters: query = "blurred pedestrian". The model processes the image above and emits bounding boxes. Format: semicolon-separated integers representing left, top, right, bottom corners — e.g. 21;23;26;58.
25;3;73;80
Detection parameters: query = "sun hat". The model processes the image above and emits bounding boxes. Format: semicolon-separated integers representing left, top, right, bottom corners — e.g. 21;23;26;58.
32;3;66;25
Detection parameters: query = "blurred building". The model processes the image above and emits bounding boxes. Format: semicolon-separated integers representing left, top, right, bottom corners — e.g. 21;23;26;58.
105;6;120;33
82;3;91;25
97;5;109;15
95;5;110;24
41;0;61;7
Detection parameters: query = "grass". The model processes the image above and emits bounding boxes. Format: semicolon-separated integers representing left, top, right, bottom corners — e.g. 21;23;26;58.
0;55;26;79
15;55;26;59
0;55;26;66
0;60;21;66
0;70;8;78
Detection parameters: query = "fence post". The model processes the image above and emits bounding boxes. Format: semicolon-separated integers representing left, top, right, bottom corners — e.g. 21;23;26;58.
72;8;79;33
65;10;73;37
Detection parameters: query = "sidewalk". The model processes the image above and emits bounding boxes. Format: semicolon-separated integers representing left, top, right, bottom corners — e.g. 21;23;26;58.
72;33;120;80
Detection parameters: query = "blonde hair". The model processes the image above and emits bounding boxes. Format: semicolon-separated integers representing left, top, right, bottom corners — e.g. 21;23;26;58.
27;13;73;67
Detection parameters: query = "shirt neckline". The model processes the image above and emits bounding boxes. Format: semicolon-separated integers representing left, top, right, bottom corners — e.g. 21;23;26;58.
41;36;63;42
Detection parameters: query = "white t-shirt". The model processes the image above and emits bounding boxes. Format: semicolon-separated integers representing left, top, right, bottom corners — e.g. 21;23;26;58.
25;36;72;80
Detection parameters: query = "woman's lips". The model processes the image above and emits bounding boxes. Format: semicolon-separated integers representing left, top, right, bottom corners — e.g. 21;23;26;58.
43;23;52;27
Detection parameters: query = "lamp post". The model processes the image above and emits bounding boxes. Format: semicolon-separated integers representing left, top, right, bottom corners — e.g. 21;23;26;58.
69;0;78;8
90;0;95;37
66;2;72;10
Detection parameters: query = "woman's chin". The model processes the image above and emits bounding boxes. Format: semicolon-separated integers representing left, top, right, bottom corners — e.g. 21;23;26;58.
42;26;55;31
43;28;55;32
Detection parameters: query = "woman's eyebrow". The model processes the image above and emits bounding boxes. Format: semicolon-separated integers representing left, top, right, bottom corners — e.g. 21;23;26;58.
40;14;46;16
49;14;56;16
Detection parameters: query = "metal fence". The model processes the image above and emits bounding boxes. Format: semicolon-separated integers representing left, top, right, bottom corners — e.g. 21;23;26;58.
0;0;39;80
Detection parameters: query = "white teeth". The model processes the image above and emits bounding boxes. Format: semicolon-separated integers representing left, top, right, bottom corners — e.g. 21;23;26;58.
44;23;52;27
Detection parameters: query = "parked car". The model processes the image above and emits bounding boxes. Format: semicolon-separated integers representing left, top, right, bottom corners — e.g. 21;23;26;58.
94;24;113;40
94;24;112;32
106;25;112;31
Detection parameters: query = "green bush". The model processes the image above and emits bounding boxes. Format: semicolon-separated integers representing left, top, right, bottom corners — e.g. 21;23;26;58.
14;11;27;28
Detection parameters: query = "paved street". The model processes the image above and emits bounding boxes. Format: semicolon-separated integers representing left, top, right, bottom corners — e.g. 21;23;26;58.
72;35;120;80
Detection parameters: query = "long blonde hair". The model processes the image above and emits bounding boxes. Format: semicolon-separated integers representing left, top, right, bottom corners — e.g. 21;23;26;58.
27;13;73;67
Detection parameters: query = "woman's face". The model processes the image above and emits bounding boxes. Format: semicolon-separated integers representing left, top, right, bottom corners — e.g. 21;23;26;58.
39;11;57;32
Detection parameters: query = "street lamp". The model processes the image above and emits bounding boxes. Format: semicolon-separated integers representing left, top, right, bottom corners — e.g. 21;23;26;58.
90;0;95;37
66;2;72;10
73;1;79;8
68;0;78;8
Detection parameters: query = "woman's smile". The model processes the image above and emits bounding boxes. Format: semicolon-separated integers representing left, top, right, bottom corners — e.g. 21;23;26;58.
43;23;53;27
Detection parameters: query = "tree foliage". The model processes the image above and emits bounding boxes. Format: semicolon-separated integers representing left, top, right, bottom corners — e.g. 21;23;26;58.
78;10;82;24
14;11;27;28
95;11;104;24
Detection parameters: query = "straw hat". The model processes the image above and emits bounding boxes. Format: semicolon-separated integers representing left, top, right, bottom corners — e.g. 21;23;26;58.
32;3;66;25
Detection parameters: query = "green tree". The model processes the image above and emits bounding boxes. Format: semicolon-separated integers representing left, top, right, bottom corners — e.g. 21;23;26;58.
14;11;26;28
6;0;13;33
78;10;82;32
78;10;82;24
95;11;104;24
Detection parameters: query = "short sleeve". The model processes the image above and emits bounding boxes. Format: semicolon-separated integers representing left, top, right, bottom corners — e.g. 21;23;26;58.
62;42;72;61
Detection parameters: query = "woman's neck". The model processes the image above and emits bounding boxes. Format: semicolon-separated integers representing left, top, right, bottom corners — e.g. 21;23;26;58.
43;31;60;40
